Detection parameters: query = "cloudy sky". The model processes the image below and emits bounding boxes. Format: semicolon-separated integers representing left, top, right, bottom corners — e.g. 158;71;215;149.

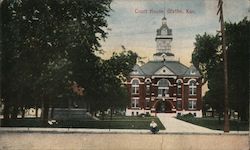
100;0;249;66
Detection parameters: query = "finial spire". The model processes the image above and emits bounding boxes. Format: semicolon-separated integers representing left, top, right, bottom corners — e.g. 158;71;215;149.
164;0;166;18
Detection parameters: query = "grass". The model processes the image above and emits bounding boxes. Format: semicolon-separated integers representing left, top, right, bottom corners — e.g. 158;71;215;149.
0;116;165;130
177;115;249;131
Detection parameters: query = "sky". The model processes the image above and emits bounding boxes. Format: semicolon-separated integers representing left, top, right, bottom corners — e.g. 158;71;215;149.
100;0;250;66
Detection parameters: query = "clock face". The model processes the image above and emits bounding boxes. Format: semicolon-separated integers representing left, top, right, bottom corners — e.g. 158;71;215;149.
157;39;172;51
157;40;166;50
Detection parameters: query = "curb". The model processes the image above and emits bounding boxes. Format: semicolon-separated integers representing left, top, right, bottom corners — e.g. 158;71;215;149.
0;127;248;135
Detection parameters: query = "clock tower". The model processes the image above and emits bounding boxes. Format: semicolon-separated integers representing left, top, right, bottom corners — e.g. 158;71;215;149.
153;17;175;61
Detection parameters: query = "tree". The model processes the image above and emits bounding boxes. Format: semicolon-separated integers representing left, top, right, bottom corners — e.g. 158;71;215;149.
1;0;112;125
192;18;249;121
102;50;138;113
84;50;138;117
203;62;224;120
226;18;249;121
192;33;224;120
192;33;221;85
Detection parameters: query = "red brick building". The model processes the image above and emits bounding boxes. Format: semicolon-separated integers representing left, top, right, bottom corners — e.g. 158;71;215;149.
125;17;203;117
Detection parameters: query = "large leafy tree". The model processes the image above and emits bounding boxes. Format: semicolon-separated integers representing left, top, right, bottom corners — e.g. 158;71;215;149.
1;0;112;125
192;33;221;85
226;18;249;121
192;18;249;121
85;50;138;116
192;33;224;119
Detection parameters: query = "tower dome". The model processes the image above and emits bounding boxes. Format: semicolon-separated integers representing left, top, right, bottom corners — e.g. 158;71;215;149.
154;17;175;61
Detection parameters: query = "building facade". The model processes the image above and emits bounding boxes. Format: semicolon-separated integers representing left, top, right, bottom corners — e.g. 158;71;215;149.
125;17;203;117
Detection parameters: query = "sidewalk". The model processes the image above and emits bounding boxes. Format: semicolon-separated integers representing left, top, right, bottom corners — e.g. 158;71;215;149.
157;113;219;133
156;113;249;134
0;131;248;150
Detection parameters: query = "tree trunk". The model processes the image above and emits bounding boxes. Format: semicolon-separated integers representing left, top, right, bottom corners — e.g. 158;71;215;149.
68;99;71;119
3;103;10;119
101;110;105;120
110;107;114;120
35;105;38;118
228;109;231;119
240;108;248;121
35;100;39;118
21;107;25;118
50;106;55;119
3;103;10;126
42;98;49;126
11;105;18;119
218;111;222;123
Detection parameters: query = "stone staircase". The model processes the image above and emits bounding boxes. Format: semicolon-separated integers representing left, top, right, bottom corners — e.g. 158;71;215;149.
157;113;176;118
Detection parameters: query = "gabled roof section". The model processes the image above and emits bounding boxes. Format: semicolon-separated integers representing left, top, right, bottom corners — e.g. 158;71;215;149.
139;61;189;76
130;64;144;76
154;66;175;75
184;65;201;77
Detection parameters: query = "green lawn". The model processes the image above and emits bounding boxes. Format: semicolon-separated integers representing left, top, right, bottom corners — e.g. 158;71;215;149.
0;116;165;130
177;116;249;131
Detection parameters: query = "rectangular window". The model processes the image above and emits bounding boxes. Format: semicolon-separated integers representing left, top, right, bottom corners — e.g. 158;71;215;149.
145;98;150;108
158;88;169;97
132;86;139;94
158;89;162;97
188;100;197;110
177;100;182;109
177;86;182;96
131;98;139;108
189;87;197;95
146;85;150;95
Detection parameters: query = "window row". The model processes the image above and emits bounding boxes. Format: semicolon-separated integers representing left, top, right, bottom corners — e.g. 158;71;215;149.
131;98;197;110
131;98;150;108
177;100;197;110
131;79;197;96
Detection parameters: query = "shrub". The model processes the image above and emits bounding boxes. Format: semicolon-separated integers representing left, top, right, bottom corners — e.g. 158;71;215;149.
181;113;195;118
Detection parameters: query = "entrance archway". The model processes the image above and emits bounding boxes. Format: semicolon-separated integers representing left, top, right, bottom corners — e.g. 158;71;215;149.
153;99;175;113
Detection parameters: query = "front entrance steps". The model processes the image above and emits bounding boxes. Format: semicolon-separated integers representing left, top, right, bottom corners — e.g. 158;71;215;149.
156;113;176;118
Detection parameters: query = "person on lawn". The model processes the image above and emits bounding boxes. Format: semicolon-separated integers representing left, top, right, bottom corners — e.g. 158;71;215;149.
150;120;159;134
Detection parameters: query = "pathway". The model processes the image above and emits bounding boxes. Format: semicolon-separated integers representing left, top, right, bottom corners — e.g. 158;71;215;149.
157;113;221;133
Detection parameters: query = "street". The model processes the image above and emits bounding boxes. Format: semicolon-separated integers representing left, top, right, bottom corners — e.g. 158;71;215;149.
0;132;248;150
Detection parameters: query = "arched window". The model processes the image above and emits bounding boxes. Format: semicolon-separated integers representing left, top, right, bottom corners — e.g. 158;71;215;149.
145;80;151;95
189;80;197;95
177;80;182;96
145;98;150;108
157;79;169;97
131;79;139;94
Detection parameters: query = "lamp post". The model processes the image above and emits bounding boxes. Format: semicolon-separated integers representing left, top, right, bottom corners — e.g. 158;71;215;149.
217;0;229;132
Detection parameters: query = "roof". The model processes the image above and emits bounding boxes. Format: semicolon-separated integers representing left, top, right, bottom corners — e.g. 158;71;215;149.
153;52;174;57
184;65;201;77
129;61;201;77
130;64;145;75
139;61;188;76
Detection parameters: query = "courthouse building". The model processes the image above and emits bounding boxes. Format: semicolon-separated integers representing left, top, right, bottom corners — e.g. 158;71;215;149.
125;17;203;117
